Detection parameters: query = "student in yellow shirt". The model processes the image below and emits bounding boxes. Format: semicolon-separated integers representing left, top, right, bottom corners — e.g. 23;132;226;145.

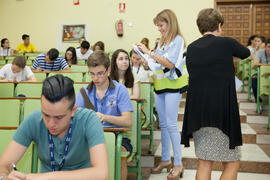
16;34;37;53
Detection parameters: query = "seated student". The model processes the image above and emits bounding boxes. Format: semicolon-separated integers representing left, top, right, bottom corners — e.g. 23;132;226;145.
130;49;153;82
247;35;258;53
75;51;133;180
16;34;37;53
252;38;270;103
0;38;14;56
110;49;140;99
65;47;77;66
0;56;36;82
93;41;105;52
0;74;109;180
76;41;93;60
32;48;70;72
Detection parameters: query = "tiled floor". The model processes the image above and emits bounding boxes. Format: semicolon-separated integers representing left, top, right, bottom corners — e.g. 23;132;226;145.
148;169;270;180
150;122;257;140
136;93;270;180
154;142;270;162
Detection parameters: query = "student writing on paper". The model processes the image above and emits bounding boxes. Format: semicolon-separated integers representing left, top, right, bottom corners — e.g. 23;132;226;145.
0;75;108;180
75;51;133;180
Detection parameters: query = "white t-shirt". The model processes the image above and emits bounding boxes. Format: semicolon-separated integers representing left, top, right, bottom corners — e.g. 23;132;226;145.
132;65;153;82
0;47;12;56
76;48;93;60
0;64;34;82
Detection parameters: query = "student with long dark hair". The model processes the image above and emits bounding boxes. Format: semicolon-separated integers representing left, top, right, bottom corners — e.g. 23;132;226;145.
65;47;77;65
110;49;140;99
247;35;258;53
0;38;14;56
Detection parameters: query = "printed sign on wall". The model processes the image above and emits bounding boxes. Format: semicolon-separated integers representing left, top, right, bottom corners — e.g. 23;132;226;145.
119;3;126;13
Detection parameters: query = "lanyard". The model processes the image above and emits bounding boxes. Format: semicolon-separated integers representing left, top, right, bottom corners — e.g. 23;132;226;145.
6;48;10;56
265;50;269;64
93;88;98;112
132;64;141;74
48;118;73;171
93;82;111;112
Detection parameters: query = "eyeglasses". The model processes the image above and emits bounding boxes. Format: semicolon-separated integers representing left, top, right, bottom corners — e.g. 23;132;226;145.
89;70;107;78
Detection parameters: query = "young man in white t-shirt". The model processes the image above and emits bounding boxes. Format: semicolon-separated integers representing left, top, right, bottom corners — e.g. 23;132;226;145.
0;56;36;82
76;41;93;60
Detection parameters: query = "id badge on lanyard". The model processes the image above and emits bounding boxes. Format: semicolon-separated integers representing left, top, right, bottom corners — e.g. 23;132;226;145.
48;118;73;171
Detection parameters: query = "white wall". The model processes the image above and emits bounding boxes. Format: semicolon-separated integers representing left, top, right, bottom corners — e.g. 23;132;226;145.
0;0;213;52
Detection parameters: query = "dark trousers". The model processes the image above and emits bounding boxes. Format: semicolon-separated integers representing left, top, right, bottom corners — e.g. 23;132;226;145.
252;77;258;102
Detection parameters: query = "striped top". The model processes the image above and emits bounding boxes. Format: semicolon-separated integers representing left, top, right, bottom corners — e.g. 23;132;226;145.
32;54;68;71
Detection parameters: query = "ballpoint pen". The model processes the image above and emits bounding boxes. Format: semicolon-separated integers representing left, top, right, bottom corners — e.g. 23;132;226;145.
11;163;18;171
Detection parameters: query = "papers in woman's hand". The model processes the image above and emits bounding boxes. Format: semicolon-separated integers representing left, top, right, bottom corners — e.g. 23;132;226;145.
132;44;159;74
132;44;147;59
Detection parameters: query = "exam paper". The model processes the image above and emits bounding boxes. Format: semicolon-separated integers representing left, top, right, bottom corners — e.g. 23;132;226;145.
132;45;159;74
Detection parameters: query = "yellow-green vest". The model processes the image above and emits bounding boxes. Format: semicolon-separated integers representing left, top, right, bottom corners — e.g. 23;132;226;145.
154;64;188;94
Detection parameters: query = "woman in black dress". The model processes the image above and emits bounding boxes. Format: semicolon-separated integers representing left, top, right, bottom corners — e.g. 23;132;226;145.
181;8;250;180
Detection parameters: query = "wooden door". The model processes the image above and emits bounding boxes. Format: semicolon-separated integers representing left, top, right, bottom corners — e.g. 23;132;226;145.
218;4;252;45
253;4;270;38
217;1;270;45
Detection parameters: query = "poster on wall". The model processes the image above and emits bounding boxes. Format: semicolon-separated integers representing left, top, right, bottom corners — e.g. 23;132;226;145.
62;24;85;42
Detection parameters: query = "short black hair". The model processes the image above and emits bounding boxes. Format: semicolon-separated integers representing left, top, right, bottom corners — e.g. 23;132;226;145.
47;48;59;61
81;41;90;50
1;38;8;47
247;35;258;46
42;74;75;110
22;34;29;40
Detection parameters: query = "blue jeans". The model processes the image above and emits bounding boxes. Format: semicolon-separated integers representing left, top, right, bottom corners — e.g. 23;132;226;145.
155;92;182;166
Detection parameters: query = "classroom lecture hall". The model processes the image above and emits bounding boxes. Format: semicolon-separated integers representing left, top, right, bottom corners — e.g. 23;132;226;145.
0;0;270;180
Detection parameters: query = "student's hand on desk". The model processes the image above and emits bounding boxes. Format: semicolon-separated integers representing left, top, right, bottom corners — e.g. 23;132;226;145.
96;112;105;122
5;171;27;180
35;67;42;72
25;173;48;180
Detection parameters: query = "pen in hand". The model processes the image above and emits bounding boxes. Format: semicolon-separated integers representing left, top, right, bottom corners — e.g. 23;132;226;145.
11;163;18;171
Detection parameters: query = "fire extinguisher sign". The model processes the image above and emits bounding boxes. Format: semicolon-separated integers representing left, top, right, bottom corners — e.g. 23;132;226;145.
119;3;126;13
73;0;79;5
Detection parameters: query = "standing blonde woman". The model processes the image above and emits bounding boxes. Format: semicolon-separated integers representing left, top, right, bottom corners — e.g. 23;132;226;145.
138;9;188;179
181;8;250;180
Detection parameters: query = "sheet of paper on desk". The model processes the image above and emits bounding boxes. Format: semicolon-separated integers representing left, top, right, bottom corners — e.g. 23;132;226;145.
235;76;242;90
132;44;159;74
